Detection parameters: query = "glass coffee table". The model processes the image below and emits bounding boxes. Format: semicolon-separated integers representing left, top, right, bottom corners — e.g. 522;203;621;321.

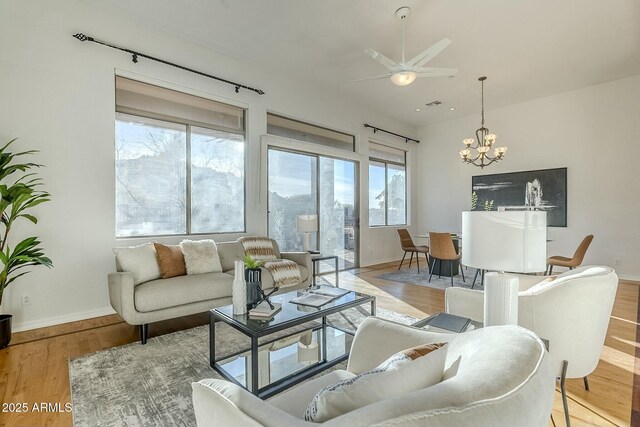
209;289;375;399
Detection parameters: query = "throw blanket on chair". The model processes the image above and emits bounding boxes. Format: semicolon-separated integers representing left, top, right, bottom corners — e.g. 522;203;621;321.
264;259;301;288
238;237;301;288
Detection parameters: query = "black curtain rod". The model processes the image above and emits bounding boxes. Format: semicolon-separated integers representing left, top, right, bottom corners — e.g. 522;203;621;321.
72;33;265;95
364;124;419;144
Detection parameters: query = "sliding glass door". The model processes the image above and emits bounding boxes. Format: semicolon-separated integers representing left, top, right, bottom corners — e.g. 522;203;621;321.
267;150;317;252
268;148;358;270
319;157;357;269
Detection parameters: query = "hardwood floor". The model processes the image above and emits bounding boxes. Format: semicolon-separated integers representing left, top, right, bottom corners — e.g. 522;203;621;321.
0;261;638;427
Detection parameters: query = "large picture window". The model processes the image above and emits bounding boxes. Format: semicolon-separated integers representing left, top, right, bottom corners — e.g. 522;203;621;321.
115;77;245;237
368;142;406;227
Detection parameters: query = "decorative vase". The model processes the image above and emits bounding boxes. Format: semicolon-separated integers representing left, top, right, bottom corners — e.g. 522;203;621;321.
483;272;519;327
245;268;262;308
232;261;247;315
0;314;12;349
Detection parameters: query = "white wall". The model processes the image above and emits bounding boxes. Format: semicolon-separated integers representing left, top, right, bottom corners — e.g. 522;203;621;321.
417;74;640;280
0;1;418;331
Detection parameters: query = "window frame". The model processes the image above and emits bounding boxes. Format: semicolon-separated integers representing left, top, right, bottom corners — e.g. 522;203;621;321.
114;108;247;238
368;151;407;228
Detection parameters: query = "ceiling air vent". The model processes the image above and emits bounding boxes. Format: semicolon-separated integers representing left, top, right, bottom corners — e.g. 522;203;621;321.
426;100;443;107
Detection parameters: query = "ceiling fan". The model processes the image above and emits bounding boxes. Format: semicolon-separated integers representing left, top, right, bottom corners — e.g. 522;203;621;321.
356;6;458;86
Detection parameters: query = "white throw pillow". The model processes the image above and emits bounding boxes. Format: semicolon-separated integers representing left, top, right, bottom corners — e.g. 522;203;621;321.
113;242;161;285
180;239;222;275
305;342;448;422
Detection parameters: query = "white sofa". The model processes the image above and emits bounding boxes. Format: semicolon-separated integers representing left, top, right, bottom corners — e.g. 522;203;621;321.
108;239;311;344
192;317;555;427
445;265;619;426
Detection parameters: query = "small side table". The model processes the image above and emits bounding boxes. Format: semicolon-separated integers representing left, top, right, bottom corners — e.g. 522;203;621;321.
311;255;339;287
412;312;481;332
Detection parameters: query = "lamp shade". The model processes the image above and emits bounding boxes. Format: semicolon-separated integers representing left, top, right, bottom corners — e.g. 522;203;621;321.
296;214;318;233
461;211;547;273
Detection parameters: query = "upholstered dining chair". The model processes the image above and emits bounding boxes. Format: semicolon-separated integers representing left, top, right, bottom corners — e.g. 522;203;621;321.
547;234;594;275
428;232;465;286
396;229;430;273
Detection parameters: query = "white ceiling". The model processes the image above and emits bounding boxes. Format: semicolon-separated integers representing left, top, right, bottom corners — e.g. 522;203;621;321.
83;0;640;127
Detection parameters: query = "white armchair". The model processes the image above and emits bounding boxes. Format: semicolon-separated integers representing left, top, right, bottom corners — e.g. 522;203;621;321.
192;317;554;427
445;265;618;427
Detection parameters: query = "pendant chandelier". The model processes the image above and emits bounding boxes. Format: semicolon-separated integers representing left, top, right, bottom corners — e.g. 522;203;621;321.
459;76;507;168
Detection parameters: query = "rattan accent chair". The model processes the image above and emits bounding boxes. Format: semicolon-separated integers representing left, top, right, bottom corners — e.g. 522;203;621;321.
428;232;465;286
396;229;430;273
547;234;594;275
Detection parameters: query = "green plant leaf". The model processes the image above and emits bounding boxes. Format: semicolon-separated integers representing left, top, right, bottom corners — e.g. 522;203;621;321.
0;139;52;292
19;214;38;224
243;253;264;269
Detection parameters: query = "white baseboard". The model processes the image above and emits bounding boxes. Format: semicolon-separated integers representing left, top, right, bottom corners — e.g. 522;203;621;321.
618;274;640;282
12;306;117;333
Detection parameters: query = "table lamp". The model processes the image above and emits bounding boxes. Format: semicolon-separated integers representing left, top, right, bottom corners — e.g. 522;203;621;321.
296;214;318;252
462;211;547;326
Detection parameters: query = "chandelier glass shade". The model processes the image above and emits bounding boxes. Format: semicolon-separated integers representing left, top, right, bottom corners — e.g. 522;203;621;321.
459;76;507;168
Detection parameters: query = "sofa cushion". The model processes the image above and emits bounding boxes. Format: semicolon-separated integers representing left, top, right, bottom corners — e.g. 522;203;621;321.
181;239;223;275
134;272;233;312
304;342;448;422
217;241;246;272
113;242;161;285
154;243;186;279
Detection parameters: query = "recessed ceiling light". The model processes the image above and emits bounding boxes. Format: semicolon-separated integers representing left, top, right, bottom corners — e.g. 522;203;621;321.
450;107;455;111
415;108;421;111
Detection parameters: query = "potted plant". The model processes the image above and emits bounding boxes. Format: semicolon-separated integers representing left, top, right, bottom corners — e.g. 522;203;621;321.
243;254;263;308
0;139;52;348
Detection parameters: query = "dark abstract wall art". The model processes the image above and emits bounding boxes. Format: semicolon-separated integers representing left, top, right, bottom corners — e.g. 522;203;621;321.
472;167;567;227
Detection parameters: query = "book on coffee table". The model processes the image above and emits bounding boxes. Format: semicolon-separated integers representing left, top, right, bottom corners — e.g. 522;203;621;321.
308;286;350;298
289;293;334;308
249;302;282;319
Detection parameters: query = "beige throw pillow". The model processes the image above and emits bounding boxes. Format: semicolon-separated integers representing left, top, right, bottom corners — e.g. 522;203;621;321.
113;242;161;285
180;239;222;275
154;243;186;279
304;342;448;422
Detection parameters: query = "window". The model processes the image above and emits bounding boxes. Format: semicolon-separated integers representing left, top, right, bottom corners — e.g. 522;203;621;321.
368;142;406;226
115;77;245;237
267;113;355;152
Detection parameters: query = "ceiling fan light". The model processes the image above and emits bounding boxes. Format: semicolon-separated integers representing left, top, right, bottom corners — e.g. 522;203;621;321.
390;71;417;86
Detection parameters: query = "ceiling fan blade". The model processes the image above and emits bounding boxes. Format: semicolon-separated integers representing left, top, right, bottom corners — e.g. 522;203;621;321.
365;49;399;71
352;74;393;82
406;38;452;67
414;68;459;78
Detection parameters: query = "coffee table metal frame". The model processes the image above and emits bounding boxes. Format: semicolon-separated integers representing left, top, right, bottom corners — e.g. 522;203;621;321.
311;255;339;287
209;291;375;399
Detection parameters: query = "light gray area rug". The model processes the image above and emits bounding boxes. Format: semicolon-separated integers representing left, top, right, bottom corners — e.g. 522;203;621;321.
69;307;415;427
378;266;483;290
